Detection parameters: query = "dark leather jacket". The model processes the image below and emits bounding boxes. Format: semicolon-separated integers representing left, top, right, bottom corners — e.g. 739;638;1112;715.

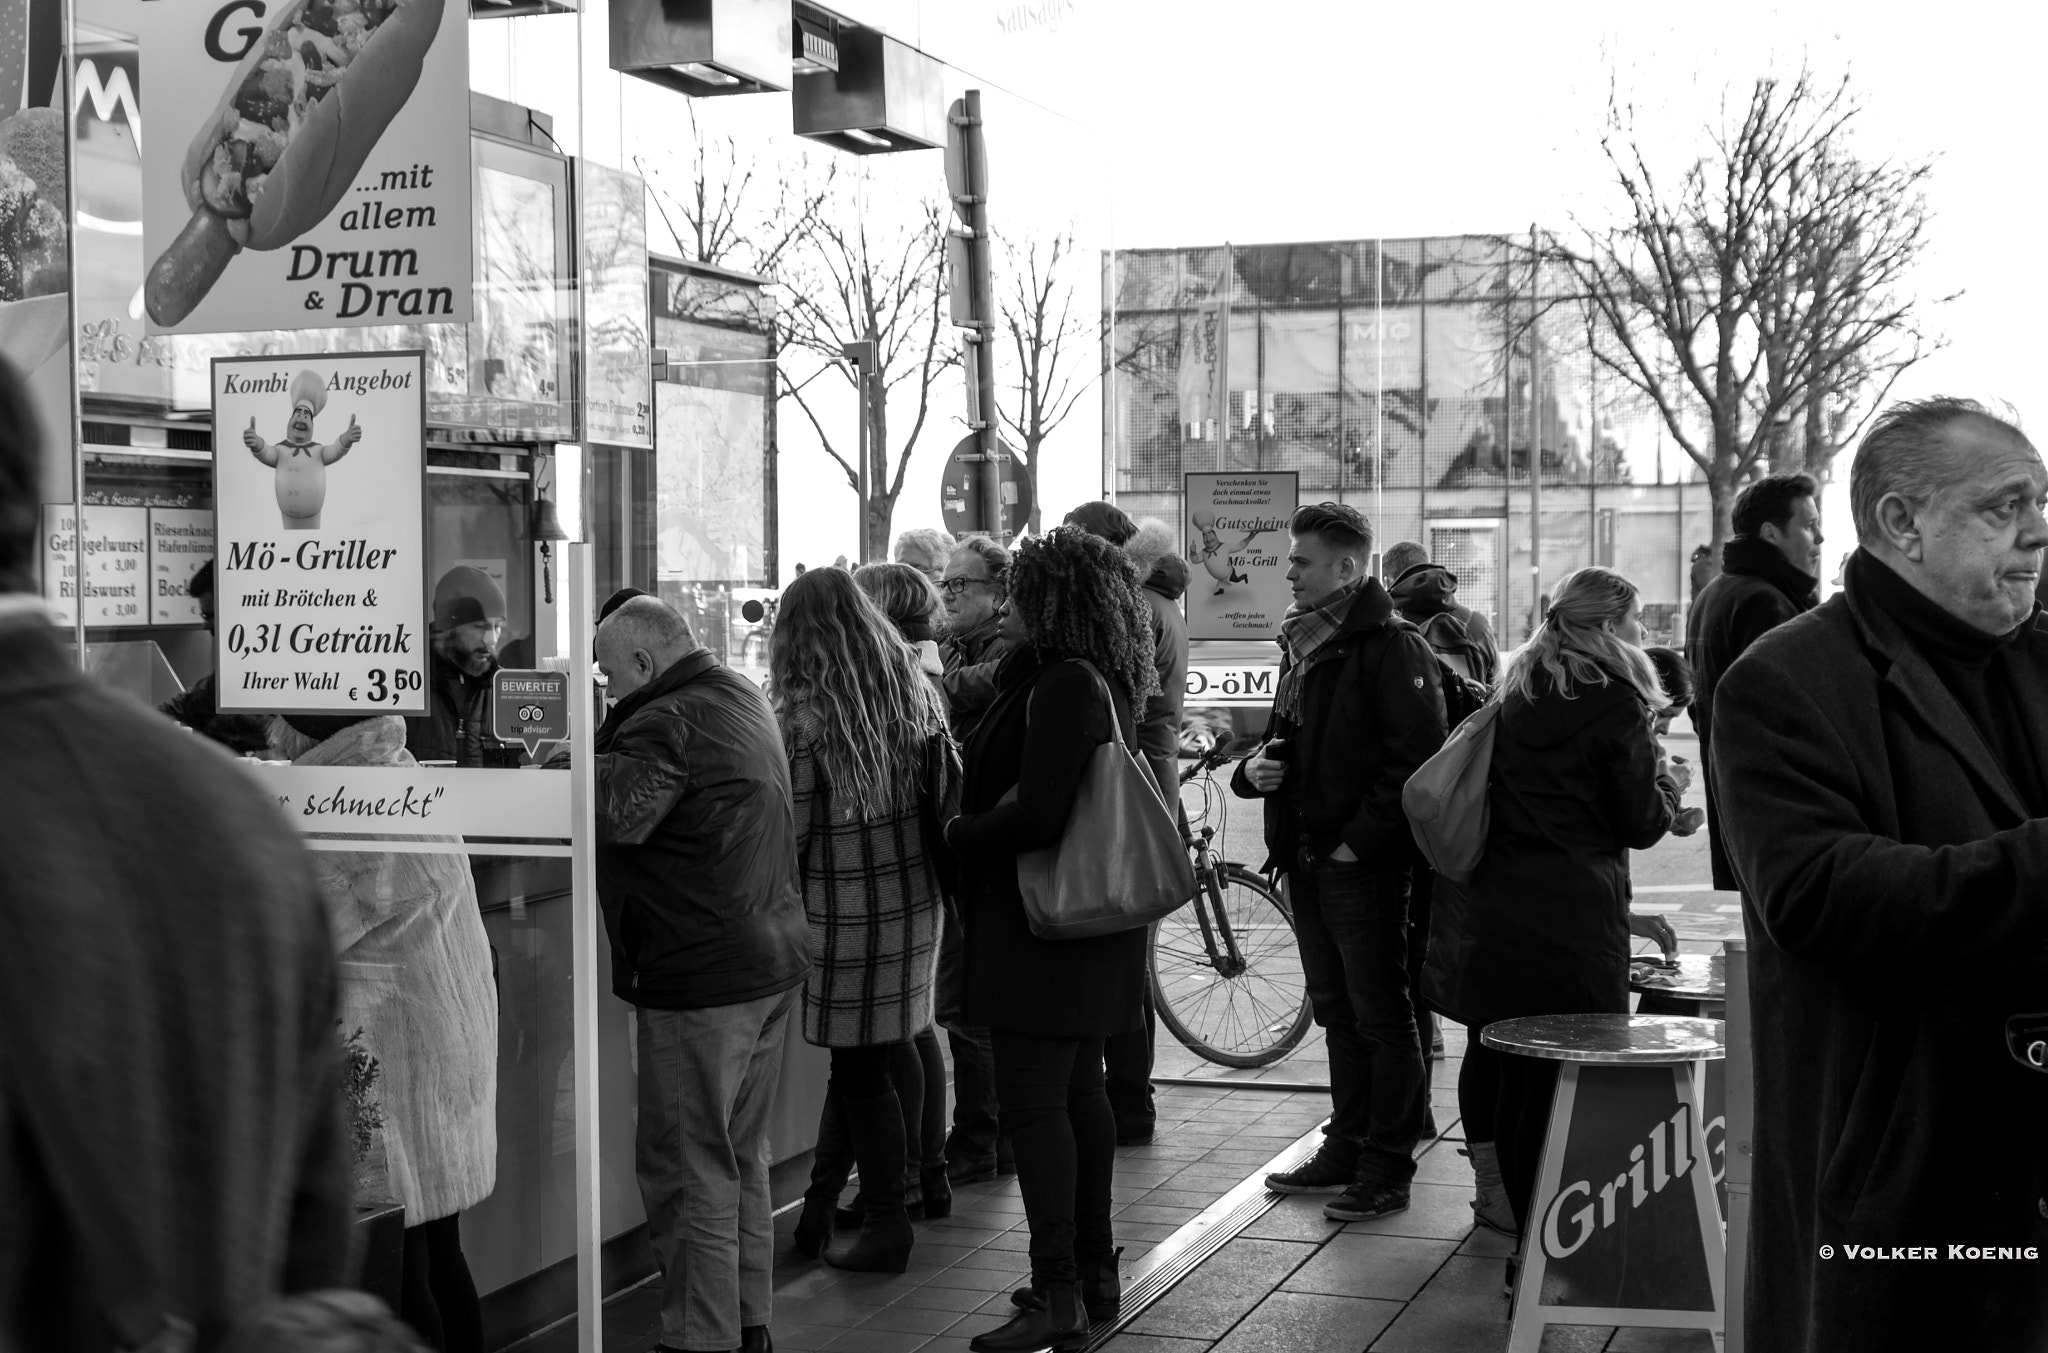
406;651;520;768
593;649;810;1009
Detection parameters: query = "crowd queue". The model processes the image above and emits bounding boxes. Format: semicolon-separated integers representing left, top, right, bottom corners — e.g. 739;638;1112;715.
1;346;2044;1353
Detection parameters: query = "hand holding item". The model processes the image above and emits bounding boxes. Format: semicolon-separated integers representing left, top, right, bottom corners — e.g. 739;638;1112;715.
1245;754;1286;792
1627;910;1678;959
1670;805;1707;837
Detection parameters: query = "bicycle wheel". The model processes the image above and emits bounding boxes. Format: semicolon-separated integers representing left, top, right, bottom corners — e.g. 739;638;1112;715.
1150;864;1313;1068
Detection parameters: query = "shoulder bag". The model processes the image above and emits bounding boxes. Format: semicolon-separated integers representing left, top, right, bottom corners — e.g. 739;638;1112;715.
1401;694;1502;884
1017;660;1197;940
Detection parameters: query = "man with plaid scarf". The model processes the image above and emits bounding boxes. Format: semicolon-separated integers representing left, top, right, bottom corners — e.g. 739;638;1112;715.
1232;502;1448;1221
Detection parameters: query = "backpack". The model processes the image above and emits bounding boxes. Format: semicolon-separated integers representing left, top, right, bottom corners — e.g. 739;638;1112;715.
1417;610;1491;730
1401;696;1502;884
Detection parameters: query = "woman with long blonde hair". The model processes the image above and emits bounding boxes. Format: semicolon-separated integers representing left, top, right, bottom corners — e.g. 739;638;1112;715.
771;566;955;1274
1424;566;1688;1279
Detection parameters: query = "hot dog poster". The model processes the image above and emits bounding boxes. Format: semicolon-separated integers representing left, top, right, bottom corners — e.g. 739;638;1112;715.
136;0;470;335
212;350;429;716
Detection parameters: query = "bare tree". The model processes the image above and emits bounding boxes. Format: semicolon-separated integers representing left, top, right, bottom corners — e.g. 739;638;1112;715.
776;184;955;560
995;227;1093;532
1557;70;1947;548
633;104;834;279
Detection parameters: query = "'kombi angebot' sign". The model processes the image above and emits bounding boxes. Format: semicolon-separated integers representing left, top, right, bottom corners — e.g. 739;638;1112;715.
212;351;428;716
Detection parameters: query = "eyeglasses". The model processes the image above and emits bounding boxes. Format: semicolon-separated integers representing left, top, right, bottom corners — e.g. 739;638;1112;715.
939;577;986;597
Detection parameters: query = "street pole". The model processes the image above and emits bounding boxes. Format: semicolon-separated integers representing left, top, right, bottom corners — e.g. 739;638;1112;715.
960;91;1002;541
1528;224;1543;634
843;338;877;563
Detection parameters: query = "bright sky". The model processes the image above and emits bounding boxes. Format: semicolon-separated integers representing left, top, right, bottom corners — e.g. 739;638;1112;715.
487;0;2048;571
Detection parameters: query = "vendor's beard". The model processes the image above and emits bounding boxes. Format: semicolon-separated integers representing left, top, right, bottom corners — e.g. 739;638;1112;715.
457;647;494;676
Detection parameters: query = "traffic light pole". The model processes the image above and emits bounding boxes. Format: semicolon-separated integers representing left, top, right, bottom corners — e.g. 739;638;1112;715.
952;91;1005;542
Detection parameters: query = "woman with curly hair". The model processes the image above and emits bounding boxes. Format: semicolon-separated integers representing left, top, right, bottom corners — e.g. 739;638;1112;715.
770;567;955;1274
944;527;1160;1352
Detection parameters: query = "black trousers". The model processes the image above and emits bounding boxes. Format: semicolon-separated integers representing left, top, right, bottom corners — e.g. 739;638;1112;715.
1466;1038;1559;1233
989;1029;1117;1286
400;1214;481;1353
1103;981;1156;1132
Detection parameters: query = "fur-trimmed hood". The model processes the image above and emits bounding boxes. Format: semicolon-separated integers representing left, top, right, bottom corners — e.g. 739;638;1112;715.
1125;519;1188;600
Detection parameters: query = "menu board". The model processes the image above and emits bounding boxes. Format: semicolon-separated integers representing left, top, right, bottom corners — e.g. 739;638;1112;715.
41;504;150;626
1184;471;1298;641
212;350;428;715
150;508;214;624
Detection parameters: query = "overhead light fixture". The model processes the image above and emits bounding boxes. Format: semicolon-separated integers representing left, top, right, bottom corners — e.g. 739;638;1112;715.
792;13;838;74
610;0;789;97
792;26;945;155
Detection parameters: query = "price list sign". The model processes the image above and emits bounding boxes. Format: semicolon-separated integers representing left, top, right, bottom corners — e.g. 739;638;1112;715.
212;351;429;716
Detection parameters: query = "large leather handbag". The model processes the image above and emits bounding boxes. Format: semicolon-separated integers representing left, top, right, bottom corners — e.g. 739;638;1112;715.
1401;695;1502;884
1018;659;1197;940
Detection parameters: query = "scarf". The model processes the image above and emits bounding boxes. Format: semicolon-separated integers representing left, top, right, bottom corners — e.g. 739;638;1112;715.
1274;580;1361;724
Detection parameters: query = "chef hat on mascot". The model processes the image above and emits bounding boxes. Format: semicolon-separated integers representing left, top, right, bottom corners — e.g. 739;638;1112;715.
1190;509;1218;531
289;368;327;415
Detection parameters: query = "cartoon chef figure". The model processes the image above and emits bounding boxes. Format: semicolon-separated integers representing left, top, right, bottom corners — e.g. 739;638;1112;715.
244;368;360;531
1189;509;1257;596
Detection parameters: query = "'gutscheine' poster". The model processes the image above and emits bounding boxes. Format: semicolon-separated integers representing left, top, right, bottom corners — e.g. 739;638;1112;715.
213;350;427;715
136;0;470;335
1184;471;1297;641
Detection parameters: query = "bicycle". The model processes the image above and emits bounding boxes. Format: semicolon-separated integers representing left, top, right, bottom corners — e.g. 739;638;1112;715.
1148;738;1314;1068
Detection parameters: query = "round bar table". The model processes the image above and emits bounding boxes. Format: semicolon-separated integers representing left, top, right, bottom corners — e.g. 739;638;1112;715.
1631;955;1730;1218
1482;1014;1727;1353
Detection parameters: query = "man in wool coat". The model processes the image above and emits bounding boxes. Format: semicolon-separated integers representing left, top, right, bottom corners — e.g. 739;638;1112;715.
1713;397;2048;1353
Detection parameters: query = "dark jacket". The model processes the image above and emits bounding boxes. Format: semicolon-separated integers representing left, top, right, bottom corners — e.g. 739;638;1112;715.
1712;563;2048;1353
948;649;1148;1039
0;618;351;1350
1427;671;1679;1027
159;672;272;756
593;648;810;1010
939;611;1016;742
1685;536;1817;889
1126;527;1190;806
1230;578;1448;871
1388;562;1501;687
407;650;520;768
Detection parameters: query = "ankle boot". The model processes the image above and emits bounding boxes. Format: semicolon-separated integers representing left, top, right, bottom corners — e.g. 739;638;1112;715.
970;1281;1088;1352
826;1090;914;1274
793;1087;852;1258
1465;1140;1518;1237
1011;1246;1122;1321
920;1167;952;1220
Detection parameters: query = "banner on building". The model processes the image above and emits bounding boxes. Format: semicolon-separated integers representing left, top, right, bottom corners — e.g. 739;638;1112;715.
580;161;651;448
136;0;471;335
212;350;428;715
1184;471;1297;641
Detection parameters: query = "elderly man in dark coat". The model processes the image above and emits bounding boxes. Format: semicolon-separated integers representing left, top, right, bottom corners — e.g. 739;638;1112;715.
0;358;352;1348
1713;397;2048;1353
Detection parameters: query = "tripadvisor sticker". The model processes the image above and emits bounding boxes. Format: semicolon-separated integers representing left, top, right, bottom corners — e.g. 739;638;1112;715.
493;669;569;758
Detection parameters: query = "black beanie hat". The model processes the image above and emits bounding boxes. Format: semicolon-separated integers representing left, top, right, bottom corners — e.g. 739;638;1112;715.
433;565;507;631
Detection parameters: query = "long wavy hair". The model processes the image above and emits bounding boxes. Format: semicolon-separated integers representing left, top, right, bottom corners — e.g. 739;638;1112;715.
1501;565;1668;713
1006;526;1161;714
770;567;948;817
853;561;943;643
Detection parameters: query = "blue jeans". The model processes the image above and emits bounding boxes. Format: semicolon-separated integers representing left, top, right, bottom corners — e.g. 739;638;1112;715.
635;987;797;1351
1289;852;1426;1183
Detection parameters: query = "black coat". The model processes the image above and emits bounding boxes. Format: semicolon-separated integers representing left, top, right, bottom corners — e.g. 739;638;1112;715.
406;651;521;768
1428;673;1678;1028
1712;567;2048;1353
1684;537;1817;889
948;650;1148;1039
593;649;811;1010
0;619;351;1347
1230;578;1447;871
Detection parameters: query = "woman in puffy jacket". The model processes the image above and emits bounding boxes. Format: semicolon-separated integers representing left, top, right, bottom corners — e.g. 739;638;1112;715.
1426;566;1685;1254
274;713;497;1353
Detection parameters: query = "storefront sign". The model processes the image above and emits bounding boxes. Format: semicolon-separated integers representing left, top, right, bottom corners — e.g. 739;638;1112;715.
212;350;428;715
1184;662;1280;707
493;667;568;757
248;763;570;840
580;161;651;448
135;0;471;335
41;504;149;626
150;507;214;624
1184;471;1297;641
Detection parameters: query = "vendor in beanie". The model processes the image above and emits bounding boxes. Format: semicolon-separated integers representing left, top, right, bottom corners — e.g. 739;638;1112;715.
405;565;519;767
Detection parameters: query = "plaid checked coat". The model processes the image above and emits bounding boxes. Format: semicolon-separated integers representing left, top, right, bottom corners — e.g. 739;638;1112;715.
785;705;952;1048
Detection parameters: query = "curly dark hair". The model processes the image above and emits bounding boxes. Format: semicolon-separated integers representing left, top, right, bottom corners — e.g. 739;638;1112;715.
1006;526;1160;713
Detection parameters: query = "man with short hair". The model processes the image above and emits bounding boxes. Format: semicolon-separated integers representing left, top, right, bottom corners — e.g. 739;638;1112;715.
892;527;956;586
593;597;809;1353
408;564;519;767
937;536;1016;740
1685;472;1822;890
0;358;353;1345
1713;399;2048;1352
1233;503;1448;1221
1382;540;1500;687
